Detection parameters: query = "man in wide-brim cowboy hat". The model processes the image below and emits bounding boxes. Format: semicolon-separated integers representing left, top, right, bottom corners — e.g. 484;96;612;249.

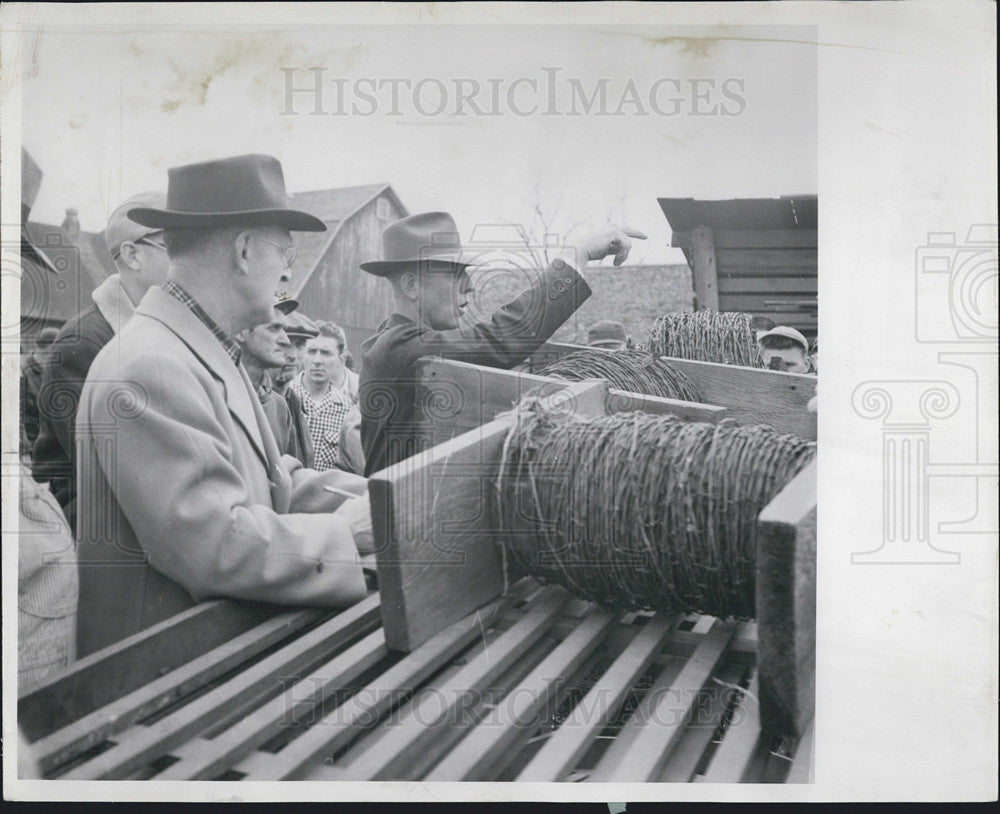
358;211;646;476
75;154;373;656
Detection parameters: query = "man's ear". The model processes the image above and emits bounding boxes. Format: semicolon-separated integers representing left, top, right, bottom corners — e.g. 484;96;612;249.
117;242;140;270
234;328;250;343
233;230;253;275
399;270;420;300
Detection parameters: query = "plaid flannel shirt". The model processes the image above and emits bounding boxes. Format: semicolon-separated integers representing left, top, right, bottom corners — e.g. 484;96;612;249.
290;370;358;471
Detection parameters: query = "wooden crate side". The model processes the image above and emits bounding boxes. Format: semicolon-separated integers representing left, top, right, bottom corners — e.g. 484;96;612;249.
18;600;276;741
660;357;817;441
757;459;817;738
370;380;607;652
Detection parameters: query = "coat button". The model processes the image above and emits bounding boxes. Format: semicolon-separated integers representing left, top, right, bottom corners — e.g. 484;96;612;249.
563;276;573;285
549;291;558;299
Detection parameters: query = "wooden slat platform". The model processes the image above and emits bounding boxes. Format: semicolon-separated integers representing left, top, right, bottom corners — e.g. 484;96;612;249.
21;581;811;783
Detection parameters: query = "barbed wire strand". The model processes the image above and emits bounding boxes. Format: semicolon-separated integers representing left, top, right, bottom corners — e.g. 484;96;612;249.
492;399;815;619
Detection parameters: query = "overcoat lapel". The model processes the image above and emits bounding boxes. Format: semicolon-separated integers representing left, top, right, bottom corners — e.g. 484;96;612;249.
135;287;270;469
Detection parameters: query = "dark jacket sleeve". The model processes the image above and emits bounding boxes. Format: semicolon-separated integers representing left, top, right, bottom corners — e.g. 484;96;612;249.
407;257;590;369
31;318;108;520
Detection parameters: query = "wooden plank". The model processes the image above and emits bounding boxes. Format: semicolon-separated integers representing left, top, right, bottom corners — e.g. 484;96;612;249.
341;587;571;780
243;594;509;780
18;599;276;741
420;356;721;428
712;229;818;250
718;294;816;314
785;718;815;783
425;606;620;781
370;380;607;653
59;593;382;779
757;459;817;738
399;632;562;781
417;357;571;446
516;612;678;782
715;248;816;271
660;356;816;441
589;620;738;782
31;608;322;775
694;671;763;783
154;629;388;779
606;388;726;423
658;654;748;781
716;276;817;294
690;226;719;311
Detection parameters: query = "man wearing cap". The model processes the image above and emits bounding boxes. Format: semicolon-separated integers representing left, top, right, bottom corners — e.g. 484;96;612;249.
274;309;318;394
234;294;312;465
358;212;646;476
587;320;629;351
75;154;372;655
31;192;171;526
757;325;813;373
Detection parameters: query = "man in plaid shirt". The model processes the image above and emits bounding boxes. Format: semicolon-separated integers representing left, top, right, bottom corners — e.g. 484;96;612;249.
290;322;359;471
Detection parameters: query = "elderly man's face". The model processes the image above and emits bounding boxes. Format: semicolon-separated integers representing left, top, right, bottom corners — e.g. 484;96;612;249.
242;226;295;329
239;313;290;369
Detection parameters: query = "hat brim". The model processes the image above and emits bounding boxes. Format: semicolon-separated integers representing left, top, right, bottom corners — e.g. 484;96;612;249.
127;206;327;233
359;258;472;277
588;340;626;349
285;330;319;339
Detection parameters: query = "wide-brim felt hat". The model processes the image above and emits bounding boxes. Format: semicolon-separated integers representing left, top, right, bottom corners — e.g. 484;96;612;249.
360;211;473;277
128;154;326;233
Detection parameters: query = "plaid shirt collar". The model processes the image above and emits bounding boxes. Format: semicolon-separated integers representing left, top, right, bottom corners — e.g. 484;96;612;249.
162;280;243;368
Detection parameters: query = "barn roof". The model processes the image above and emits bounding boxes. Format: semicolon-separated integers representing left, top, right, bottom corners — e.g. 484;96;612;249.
657;195;817;232
286;183;407;296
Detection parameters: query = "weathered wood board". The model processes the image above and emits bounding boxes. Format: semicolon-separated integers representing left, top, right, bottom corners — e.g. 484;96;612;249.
530;342;816;441
18;599;277;741
756;458;817;737
416;356;725;449
369;379;608;652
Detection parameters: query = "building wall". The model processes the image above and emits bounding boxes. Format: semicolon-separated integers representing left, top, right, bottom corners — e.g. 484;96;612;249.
295;193;404;355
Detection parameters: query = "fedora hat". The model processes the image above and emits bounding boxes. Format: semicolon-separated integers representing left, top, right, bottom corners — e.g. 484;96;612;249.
127;154;326;233
360;211;471;277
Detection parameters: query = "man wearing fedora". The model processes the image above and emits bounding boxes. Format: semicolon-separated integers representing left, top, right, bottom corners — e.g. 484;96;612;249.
358;211;646;476
75;154;372;656
32;191;171;527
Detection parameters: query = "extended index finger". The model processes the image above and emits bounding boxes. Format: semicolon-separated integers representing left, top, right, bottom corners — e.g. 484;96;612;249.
621;228;648;240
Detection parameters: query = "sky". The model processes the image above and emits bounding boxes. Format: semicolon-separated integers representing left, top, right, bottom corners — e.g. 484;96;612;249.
21;23;816;266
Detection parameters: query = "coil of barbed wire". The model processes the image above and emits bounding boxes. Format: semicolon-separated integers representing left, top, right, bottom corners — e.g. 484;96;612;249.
537;349;702;403
492;399;815;619
638;310;763;368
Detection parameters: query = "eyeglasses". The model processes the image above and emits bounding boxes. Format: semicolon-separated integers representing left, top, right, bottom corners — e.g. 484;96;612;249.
136;236;167;251
256;236;298;269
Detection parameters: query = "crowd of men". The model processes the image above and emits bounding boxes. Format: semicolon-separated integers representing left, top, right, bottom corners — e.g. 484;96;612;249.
16;150;645;692
17;148;816;699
